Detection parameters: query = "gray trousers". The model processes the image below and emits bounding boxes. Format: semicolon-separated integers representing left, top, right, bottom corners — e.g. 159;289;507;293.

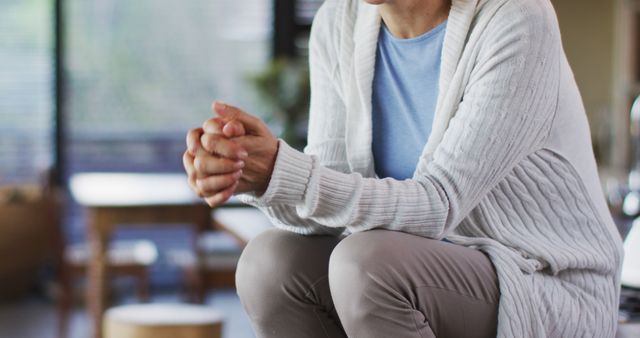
236;229;499;338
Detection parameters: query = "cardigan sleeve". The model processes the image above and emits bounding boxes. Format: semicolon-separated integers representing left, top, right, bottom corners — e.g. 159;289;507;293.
244;2;560;238
237;0;349;236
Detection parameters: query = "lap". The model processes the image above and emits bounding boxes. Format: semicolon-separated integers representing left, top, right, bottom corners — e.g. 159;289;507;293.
242;228;498;302
240;228;500;338
330;229;500;338
237;228;341;288
331;229;499;305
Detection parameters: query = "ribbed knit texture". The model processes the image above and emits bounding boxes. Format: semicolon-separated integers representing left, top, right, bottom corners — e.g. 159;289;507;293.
240;0;624;337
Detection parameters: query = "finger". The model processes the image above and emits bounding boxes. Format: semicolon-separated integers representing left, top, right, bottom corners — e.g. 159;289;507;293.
186;128;204;155
202;117;225;135
222;119;246;138
229;135;266;154
212;101;265;135
183;151;204;197
203;116;245;138
193;154;245;176
204;181;239;208
200;133;248;159
183;150;195;176
196;171;242;195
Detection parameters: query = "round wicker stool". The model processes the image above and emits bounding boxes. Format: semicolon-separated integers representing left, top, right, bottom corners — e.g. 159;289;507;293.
104;303;224;338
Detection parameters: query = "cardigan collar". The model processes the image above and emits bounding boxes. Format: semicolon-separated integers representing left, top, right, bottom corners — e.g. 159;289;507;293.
346;0;480;175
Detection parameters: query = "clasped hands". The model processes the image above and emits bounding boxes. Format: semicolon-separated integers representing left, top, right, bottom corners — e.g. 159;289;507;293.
183;102;279;207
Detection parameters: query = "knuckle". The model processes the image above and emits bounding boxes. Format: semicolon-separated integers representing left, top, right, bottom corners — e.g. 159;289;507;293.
183;151;194;163
200;133;211;146
214;139;231;155
203;134;219;149
187;128;201;141
203;118;217;130
199;177;220;194
193;157;207;172
196;179;214;194
187;129;203;151
182;154;190;168
203;117;220;133
196;178;209;191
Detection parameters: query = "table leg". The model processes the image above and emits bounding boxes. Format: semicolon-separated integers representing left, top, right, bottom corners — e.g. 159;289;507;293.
194;208;213;302
87;210;111;338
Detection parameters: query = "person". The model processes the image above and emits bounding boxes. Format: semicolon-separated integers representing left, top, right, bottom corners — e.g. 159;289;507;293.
183;0;624;337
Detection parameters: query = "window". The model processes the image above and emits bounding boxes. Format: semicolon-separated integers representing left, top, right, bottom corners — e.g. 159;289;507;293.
62;1;274;284
65;0;273;174
0;0;54;184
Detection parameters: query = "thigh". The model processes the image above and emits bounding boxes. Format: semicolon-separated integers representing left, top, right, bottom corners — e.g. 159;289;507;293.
238;228;342;288
330;229;499;338
236;228;347;338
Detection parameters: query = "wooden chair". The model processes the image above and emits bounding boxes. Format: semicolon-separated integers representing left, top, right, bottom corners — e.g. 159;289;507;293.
0;182;70;338
64;239;158;302
0;171;161;338
44;174;159;338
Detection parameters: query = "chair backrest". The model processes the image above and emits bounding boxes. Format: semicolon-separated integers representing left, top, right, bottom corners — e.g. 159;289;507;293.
0;183;62;300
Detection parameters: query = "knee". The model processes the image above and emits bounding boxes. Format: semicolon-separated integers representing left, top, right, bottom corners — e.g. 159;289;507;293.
329;230;381;277
236;228;339;318
329;230;403;297
328;230;424;316
327;231;395;322
236;229;305;302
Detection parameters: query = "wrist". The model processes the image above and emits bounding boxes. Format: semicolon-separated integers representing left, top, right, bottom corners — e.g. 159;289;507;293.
241;139;312;206
255;140;280;196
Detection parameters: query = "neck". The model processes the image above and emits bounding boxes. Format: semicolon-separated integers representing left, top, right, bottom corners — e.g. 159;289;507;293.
378;0;451;39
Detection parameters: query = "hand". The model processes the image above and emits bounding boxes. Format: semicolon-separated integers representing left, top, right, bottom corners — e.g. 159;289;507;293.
202;102;279;195
183;118;247;207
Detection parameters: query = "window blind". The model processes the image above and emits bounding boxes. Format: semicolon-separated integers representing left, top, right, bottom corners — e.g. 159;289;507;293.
65;0;273;175
0;0;54;185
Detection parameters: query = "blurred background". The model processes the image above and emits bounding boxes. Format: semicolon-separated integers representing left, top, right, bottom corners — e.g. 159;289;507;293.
2;0;640;337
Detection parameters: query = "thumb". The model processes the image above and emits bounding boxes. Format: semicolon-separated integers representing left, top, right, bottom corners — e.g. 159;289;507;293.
222;119;246;138
212;101;265;135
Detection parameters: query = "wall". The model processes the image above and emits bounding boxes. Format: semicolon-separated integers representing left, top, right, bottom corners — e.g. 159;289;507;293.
550;0;619;170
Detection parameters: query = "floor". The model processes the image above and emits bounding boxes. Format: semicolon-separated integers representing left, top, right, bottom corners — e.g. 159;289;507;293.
2;290;640;338
0;289;255;338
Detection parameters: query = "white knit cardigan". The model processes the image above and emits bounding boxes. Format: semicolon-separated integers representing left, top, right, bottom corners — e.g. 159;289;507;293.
240;0;624;336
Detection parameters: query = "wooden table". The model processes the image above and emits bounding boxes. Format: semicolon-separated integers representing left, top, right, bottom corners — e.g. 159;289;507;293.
69;173;213;338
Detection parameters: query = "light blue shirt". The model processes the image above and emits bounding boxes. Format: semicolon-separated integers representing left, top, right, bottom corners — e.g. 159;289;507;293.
372;21;446;180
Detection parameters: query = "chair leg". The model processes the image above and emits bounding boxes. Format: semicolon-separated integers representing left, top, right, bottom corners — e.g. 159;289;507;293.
136;269;151;302
47;181;71;338
183;266;206;303
56;264;72;338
